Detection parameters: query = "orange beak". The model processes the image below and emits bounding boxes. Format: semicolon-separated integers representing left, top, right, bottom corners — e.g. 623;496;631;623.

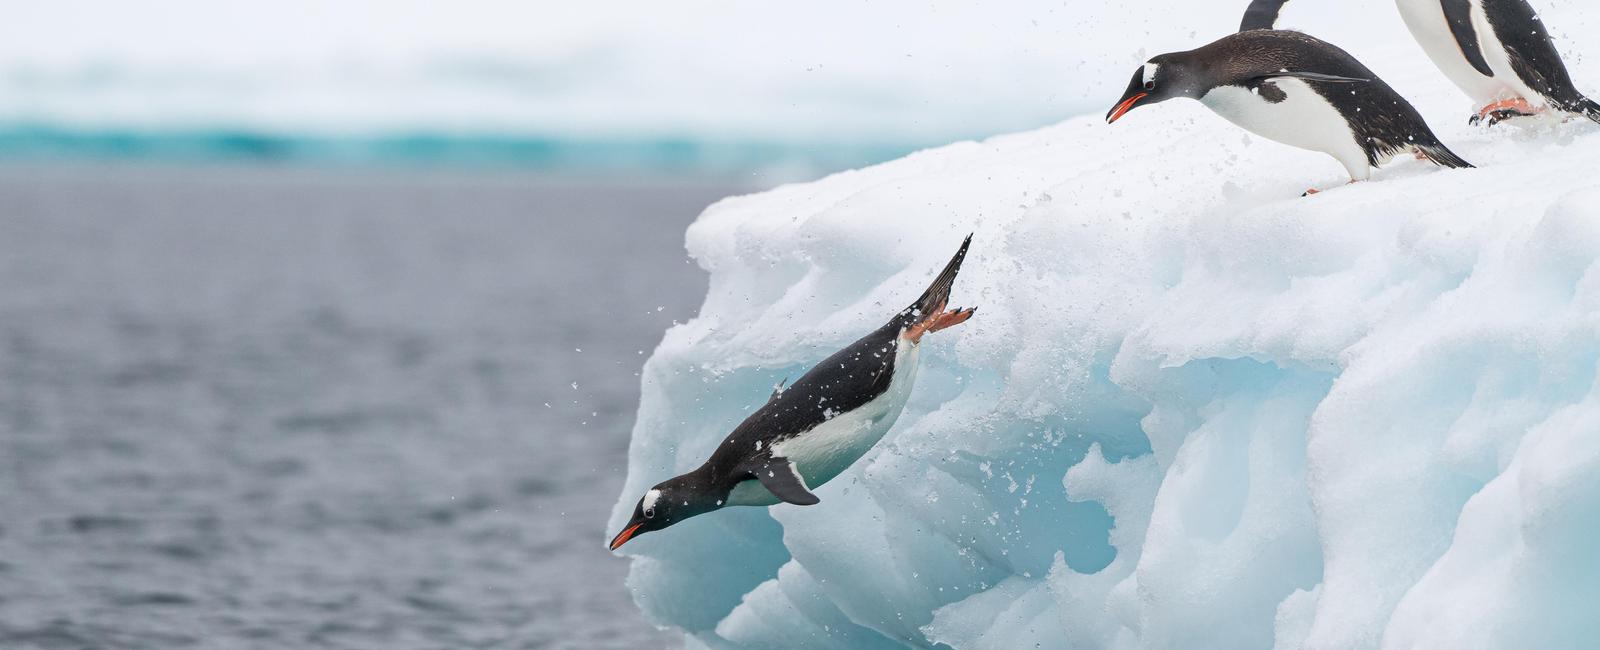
609;522;644;551
1106;92;1149;124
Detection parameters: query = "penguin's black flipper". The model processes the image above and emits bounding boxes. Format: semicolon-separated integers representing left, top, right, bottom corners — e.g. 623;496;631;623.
1443;0;1495;77
1240;0;1291;32
748;458;820;506
1258;71;1369;84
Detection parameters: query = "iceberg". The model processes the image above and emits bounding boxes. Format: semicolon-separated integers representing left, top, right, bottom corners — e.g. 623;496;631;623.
608;36;1600;650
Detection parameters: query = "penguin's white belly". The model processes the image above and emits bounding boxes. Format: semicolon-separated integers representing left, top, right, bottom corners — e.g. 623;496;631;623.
1394;0;1540;106
726;341;920;507
1200;80;1372;180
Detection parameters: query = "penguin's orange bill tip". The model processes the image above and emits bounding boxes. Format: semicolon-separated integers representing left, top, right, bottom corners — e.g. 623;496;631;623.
609;522;644;550
1107;93;1149;124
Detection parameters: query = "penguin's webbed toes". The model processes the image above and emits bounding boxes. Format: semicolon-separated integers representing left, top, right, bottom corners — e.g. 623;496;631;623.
1484;109;1535;127
924;307;976;335
1472;99;1540;127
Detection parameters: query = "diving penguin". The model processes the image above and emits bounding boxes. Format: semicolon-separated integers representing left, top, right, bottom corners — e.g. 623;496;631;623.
609;236;976;550
1108;7;1473;195
1394;0;1600;125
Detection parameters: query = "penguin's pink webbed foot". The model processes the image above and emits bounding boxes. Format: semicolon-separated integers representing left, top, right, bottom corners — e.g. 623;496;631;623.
926;306;976;334
905;302;976;343
1470;98;1540;126
1302;180;1360;198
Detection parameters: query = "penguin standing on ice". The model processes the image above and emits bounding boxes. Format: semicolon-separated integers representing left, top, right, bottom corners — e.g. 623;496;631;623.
609;236;976;551
1244;0;1600;126
1393;0;1600;125
1107;3;1473;195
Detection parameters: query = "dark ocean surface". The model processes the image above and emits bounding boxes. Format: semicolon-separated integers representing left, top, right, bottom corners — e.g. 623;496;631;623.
0;165;730;648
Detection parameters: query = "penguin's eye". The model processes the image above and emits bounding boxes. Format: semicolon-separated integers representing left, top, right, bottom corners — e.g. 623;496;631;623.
1144;80;1156;90
644;507;656;519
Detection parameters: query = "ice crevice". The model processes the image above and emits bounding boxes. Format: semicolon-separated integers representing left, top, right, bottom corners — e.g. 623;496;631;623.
610;85;1600;648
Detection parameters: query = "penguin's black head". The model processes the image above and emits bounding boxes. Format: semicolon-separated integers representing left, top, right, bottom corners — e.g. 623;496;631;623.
1107;56;1194;123
609;472;721;551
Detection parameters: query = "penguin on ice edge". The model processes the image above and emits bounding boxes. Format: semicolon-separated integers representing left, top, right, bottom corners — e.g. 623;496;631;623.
1396;0;1600;125
609;236;976;551
1245;0;1600;126
1108;3;1473;196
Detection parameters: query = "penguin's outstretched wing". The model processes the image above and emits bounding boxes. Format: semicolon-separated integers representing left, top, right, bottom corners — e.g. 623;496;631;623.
1442;0;1495;77
744;457;820;506
1240;0;1290;32
1256;71;1369;84
1243;71;1368;104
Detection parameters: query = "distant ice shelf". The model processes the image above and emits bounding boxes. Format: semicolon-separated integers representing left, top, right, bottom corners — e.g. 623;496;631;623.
607;40;1600;650
0;0;1439;176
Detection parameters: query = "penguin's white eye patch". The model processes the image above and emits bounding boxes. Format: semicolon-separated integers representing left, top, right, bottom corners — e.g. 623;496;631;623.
1142;63;1162;90
642;489;662;518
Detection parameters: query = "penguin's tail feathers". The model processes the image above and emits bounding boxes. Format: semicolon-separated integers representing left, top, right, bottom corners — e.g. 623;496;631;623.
1417;142;1475;170
1572;96;1600;125
900;234;972;327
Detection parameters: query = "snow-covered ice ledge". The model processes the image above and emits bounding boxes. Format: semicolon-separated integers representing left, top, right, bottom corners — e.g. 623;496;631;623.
608;82;1600;648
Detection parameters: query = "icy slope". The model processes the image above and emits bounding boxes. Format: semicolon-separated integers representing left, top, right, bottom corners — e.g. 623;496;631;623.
608;39;1600;650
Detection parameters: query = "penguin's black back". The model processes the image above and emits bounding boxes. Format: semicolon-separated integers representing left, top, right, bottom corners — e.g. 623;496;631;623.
1190;30;1469;167
704;322;902;480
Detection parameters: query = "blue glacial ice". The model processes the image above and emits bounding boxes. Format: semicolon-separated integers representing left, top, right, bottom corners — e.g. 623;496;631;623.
607;37;1600;650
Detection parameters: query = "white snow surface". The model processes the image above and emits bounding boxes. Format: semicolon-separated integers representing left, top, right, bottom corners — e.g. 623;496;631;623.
609;7;1600;649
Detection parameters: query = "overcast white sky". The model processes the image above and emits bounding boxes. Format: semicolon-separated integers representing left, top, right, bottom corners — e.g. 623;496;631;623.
1;2;1104;66
0;1;1588;139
